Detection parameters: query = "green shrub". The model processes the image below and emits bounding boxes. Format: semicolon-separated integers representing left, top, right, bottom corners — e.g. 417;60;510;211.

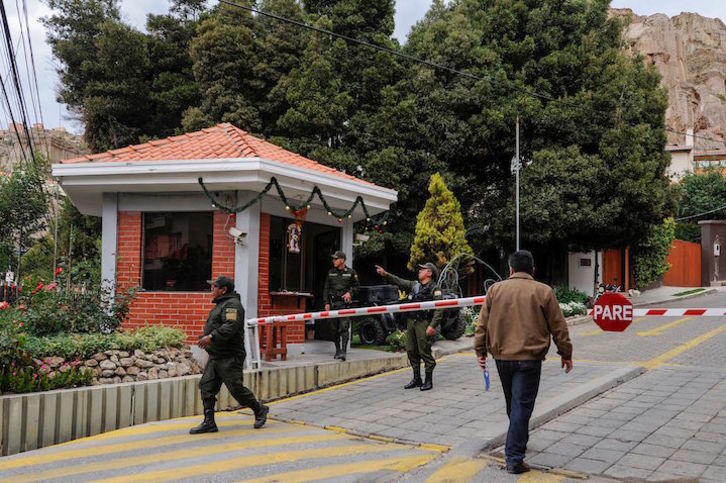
555;287;588;304
459;306;479;337
24;326;186;360
1;364;94;394
385;330;407;352
633;218;676;290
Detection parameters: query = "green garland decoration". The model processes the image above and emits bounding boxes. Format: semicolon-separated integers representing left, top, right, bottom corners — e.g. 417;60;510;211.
198;176;388;229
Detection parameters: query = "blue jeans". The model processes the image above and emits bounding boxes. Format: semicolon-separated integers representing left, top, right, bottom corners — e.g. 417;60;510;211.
495;359;542;466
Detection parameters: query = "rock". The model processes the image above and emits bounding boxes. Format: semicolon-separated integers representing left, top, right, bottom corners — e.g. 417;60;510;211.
126;366;140;376
92;353;107;362
94;367;103;376
99;377;114;384
81;367;95;376
136;372;148;381
85;359;99;368
119;358;134;368
134;349;145;358
114;367;127;377
110;355;119;364
33;358;43;366
154;356;166;364
183;350;193;358
99;360;117;371
122;376;135;383
613;8;726;146
48;356;65;368
119;351;130;358
159;370;169;379
134;359;154;369
48;371;57;379
147;368;159;380
112;376;122;384
59;364;71;373
102;369;115;378
167;367;177;378
104;350;114;356
177;363;191;376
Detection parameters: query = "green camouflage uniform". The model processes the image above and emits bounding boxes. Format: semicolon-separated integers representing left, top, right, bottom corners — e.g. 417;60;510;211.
199;291;262;413
323;266;360;354
384;273;444;375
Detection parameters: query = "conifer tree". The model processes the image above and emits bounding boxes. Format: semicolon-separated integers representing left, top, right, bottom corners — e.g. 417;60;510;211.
408;173;473;271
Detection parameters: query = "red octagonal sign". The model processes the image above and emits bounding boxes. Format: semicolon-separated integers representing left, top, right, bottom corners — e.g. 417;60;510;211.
593;292;633;332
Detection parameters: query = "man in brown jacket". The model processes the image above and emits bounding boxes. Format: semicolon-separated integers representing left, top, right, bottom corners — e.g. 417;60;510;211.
474;250;573;474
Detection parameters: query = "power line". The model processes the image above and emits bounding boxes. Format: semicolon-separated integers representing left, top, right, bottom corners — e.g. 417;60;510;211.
219;0;726;150
0;0;36;164
676;204;726;221
15;0;40;130
22;0;43;129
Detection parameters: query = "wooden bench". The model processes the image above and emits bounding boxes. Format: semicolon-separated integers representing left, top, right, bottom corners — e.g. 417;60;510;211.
261;320;288;362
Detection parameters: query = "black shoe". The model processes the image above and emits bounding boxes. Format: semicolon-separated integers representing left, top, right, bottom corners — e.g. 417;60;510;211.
403;377;422;389
190;410;218;434
506;462;530;474
254;405;269;429
420;372;433;391
333;350;342;360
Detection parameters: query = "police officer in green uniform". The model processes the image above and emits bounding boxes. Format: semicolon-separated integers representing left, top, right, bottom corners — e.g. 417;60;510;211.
190;276;269;434
323;250;359;361
375;262;443;391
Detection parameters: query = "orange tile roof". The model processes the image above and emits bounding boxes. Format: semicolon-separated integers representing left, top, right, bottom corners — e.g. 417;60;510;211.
60;123;373;185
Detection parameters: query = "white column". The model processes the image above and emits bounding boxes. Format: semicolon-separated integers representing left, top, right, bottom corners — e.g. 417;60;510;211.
101;193;118;303
234;192;261;320
342;219;355;264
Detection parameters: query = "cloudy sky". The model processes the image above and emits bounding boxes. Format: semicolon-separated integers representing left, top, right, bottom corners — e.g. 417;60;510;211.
4;1;725;135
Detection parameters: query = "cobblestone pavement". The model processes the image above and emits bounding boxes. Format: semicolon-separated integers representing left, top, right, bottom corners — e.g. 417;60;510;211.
506;292;726;482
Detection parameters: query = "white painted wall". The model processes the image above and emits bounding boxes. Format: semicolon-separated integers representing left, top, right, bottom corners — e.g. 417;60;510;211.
568;251;602;296
667;150;693;180
101;193;118;304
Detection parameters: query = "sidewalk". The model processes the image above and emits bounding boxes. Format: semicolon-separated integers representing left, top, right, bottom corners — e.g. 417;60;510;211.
628;285;722;307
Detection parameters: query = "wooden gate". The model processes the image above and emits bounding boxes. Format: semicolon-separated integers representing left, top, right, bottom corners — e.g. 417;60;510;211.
663;239;701;287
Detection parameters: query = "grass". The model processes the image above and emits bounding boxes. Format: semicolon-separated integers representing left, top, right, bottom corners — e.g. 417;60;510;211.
673;288;706;297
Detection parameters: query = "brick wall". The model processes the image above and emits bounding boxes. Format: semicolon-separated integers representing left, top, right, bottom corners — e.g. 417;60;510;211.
117;210;236;343
257;213;306;343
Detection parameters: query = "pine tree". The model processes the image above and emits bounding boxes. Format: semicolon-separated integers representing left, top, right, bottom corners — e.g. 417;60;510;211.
408;173;473;270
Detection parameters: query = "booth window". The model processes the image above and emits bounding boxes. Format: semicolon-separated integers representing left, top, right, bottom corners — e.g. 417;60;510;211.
142;212;213;291
269;216;303;292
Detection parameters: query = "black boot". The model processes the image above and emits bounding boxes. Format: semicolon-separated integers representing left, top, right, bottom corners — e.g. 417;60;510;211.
420;371;433;391
403;368;423;389
190;409;218;434
254;404;269;429
339;333;348;362
333;339;341;360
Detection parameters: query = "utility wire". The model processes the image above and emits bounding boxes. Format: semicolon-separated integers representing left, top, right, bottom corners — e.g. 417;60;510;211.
676;204;726;221
15;0;40;130
219;0;726;149
0;0;36;165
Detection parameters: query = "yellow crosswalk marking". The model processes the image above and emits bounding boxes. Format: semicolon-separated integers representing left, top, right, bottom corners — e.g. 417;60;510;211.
642;324;726;370
241;453;439;483
91;442;427;483
518;471;564;482
637;317;692;336
426;456;488;482
1;424;299;470
5;433;347;483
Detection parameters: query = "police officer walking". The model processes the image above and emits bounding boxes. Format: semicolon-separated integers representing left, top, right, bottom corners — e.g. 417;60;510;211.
323;250;359;361
190;275;269;434
375;262;443;391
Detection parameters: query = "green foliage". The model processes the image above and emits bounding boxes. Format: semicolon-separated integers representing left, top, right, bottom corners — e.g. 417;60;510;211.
385;329;407;352
0;167;48;271
24;326;186;360
555;286;588;304
409;173;473;270
674;222;700;243
632;217;676;290
0;277;136;337
1;364;94;394
559;301;587;317
459;306;479;337
675;170;726;243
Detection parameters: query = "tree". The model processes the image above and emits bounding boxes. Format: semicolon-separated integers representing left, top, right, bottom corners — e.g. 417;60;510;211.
673;169;726;242
408;173;473;270
632;217;676;289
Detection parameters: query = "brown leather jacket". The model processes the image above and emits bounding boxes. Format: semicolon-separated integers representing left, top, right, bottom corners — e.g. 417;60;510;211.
474;272;572;361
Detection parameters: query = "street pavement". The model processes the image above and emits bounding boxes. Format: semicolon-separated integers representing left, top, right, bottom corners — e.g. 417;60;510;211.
3;291;726;482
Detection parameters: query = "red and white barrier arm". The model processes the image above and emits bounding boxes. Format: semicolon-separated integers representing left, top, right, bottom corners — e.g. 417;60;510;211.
588;308;726;317
247;295;487;326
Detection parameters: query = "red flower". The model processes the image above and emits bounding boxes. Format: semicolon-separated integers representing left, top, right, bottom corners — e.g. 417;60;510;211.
46;282;58;291
55;267;63;277
0;301;8;310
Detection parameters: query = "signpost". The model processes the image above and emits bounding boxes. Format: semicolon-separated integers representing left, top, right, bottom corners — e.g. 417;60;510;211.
592;292;634;332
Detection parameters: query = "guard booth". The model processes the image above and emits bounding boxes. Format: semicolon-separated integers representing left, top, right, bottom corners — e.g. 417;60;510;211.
52;123;397;355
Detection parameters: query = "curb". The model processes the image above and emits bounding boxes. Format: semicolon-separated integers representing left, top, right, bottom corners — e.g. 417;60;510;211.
566;315;592;327
633;288;717;307
481;364;645;450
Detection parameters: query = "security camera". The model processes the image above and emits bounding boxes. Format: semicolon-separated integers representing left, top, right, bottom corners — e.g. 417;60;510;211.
228;227;247;246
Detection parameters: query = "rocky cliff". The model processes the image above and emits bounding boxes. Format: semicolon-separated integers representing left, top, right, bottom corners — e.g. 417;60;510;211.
613;8;726;148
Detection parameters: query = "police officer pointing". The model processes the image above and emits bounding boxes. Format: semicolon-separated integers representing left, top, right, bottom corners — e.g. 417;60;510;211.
323;250;359;361
375;262;443;391
190;275;268;434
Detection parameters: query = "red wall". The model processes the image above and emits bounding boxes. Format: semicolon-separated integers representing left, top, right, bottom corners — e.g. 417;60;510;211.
117;210;235;343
